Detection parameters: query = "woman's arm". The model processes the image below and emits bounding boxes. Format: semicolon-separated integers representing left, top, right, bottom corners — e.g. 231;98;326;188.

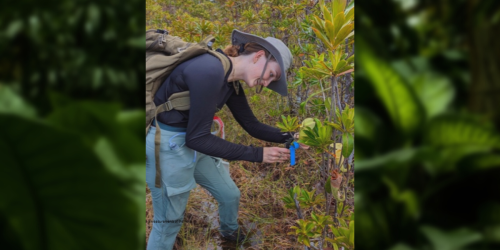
182;55;264;162
226;87;293;143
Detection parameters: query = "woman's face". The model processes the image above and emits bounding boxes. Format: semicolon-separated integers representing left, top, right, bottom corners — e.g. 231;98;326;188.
244;51;282;89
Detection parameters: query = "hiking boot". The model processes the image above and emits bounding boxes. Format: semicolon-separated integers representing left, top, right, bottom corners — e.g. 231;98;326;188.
221;228;247;243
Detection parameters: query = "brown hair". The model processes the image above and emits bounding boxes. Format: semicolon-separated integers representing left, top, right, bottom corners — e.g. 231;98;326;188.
223;42;276;61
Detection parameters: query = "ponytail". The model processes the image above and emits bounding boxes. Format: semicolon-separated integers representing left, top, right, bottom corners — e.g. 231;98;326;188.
223;42;276;61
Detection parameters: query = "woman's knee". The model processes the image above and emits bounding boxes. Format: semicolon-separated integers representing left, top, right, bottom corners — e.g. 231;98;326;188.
213;185;241;202
226;187;241;201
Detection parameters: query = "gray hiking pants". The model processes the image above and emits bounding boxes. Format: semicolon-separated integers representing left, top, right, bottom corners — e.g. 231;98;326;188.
146;124;240;250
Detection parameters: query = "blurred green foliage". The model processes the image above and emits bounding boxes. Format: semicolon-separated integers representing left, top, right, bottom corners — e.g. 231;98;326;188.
0;0;144;114
356;0;500;249
0;0;145;249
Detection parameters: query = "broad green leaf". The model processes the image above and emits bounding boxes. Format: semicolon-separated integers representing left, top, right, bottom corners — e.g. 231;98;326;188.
349;221;355;245
334;49;343;65
423;115;500;173
306;222;315;232
345;6;354;21
424;115;500;148
332;0;347;18
334;24;354;48
345;30;354;39
341;132;354;158
356;147;421;171
46;101;144;164
342;105;355;130
338;69;354;77
382;176;419;218
0;114;142;250
313;15;326;33
314;118;321;132
312;27;332;50
301;189;310;200
299;101;306;115
94;138;144;194
328;121;344;132
332;13;346;40
0;85;36;119
325;20;336;46
335;60;348;73
345;0;355;12
328;51;337;69
301;118;316;128
311;212;318;221
338;218;347;228
358;38;424;134
411;73;455;119
301;129;317;142
329;224;339;235
299;118;316;143
337;66;353;76
420;226;483;250
117;110;146;141
321;4;334;24
303;236;311;247
347;54;354;64
319;60;333;72
339;227;350;237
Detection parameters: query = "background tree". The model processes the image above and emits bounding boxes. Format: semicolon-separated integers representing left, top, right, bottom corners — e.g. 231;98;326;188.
356;0;500;249
0;0;145;249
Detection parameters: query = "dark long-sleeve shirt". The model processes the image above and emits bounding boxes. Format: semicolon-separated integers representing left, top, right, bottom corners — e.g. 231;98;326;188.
154;49;292;162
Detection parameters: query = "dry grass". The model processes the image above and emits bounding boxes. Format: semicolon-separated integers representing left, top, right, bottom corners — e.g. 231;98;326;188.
146;152;326;250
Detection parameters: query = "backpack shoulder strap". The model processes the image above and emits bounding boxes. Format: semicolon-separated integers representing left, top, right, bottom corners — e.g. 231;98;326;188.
155;91;191;114
200;35;231;76
208;50;231;76
155;41;232;114
154;50;231;113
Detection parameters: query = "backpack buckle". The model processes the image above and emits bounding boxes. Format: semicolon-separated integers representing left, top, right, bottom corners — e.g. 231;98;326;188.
156;29;168;35
164;101;173;111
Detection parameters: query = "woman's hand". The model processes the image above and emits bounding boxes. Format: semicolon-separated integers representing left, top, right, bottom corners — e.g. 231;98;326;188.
263;147;291;163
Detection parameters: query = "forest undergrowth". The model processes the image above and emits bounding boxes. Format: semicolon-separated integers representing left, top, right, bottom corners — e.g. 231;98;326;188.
146;0;355;249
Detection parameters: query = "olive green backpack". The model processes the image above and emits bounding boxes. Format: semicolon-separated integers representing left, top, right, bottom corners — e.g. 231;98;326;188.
146;29;230;188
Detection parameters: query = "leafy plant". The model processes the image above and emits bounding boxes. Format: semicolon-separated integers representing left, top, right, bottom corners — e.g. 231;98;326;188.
326;216;355;249
289;219;321;247
328;104;354;134
310;0;354;51
276;115;300;133
282;186;325;210
299;118;334;154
